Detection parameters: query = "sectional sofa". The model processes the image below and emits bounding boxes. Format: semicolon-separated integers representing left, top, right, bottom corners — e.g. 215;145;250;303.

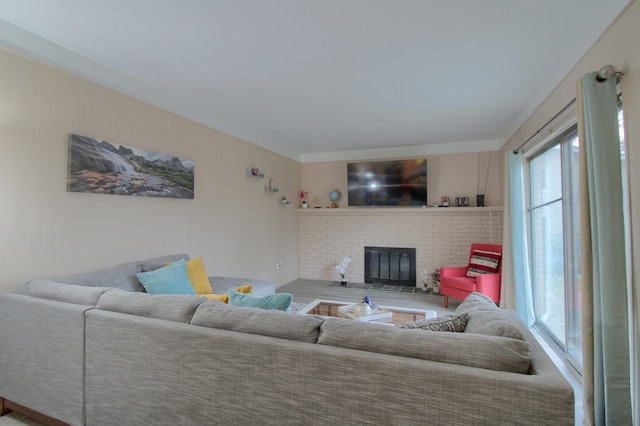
0;254;574;425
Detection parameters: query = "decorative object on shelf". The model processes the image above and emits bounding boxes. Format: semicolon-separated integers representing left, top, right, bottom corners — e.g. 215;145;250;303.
264;178;279;192
455;197;470;207
312;195;322;208
246;169;264;178
441;196;449;207
299;190;308;208
329;189;340;208
336;255;351;286
278;197;290;205
476;152;492;207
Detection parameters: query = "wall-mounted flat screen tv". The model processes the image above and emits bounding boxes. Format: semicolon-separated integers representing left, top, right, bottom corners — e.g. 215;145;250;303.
347;159;427;207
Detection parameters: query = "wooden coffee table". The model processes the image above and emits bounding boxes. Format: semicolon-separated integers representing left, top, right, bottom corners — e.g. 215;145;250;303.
297;299;437;324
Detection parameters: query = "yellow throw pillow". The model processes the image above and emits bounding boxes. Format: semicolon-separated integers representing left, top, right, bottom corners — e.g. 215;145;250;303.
201;293;229;303
166;256;213;295
234;285;253;294
199;285;253;304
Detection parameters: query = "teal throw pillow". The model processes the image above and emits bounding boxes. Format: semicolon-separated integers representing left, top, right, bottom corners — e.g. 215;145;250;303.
228;289;293;312
136;258;196;295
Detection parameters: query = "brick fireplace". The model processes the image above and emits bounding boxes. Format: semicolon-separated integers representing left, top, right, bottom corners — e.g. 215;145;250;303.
297;207;503;286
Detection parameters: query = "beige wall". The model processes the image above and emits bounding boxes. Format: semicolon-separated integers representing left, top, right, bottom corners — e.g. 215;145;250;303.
0;48;301;292
301;151;502;209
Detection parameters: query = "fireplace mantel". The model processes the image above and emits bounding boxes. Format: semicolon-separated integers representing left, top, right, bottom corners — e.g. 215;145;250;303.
297;206;502;215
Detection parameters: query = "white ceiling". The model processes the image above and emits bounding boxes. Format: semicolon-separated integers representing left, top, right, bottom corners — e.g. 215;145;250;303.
0;0;632;162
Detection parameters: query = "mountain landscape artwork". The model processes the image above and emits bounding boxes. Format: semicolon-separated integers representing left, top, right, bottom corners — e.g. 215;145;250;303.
67;134;195;199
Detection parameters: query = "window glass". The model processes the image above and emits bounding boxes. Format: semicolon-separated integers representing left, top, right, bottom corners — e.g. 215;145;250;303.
529;127;580;370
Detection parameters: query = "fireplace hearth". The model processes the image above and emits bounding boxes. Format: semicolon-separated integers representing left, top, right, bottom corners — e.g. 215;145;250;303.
364;246;416;286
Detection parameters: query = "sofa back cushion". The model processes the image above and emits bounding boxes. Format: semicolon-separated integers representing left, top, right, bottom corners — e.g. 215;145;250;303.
49;261;144;292
16;279;111;306
455;292;524;340
191;301;323;343
318;318;533;374
138;253;190;272
39;254;190;292
96;288;205;323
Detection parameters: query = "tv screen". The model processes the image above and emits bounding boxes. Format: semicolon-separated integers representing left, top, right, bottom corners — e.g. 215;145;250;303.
347;159;427;207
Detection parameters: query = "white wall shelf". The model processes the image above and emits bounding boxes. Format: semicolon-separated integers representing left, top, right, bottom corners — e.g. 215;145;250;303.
246;169;265;178
296;206;502;215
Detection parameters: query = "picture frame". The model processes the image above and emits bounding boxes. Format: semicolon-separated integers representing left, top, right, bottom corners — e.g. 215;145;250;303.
67;134;195;199
442;196;449;207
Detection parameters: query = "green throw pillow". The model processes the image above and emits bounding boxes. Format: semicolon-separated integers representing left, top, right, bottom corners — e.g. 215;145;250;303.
228;289;293;311
136;258;196;295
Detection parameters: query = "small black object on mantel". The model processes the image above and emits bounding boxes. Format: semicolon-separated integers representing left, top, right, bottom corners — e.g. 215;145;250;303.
477;194;485;207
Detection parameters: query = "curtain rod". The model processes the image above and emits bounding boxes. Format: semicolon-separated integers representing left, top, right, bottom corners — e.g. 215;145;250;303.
513;64;623;154
513;98;576;154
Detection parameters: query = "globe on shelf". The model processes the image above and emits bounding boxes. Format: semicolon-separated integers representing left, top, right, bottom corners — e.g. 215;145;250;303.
329;189;340;208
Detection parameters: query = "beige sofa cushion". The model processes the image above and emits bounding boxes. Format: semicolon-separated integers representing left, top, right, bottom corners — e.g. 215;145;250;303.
318;317;533;374
455;292;524;340
17;279;111;306
96;288;205;323
191;301;323;343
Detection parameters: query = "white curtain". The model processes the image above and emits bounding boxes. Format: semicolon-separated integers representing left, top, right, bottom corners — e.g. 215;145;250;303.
577;72;632;425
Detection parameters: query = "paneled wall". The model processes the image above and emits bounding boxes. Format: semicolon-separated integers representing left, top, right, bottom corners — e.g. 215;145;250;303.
298;207;503;285
0;48;301;291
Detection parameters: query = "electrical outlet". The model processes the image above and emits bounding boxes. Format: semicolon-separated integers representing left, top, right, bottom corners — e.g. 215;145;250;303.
276;260;283;270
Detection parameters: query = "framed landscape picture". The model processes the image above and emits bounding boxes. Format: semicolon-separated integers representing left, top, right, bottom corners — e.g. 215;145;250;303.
67;134;195;199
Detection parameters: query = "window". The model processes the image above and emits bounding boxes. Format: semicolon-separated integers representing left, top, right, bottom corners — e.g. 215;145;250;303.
527;97;626;375
529;126;582;372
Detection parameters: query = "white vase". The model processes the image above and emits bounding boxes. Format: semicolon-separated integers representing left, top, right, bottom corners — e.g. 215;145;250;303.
433;286;440;294
353;303;372;317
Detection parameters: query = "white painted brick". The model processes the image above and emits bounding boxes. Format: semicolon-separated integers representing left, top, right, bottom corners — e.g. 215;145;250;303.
298;210;503;283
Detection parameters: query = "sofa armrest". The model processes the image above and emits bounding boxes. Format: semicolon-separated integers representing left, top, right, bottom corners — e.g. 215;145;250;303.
0;293;89;426
440;266;467;278
475;273;501;303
